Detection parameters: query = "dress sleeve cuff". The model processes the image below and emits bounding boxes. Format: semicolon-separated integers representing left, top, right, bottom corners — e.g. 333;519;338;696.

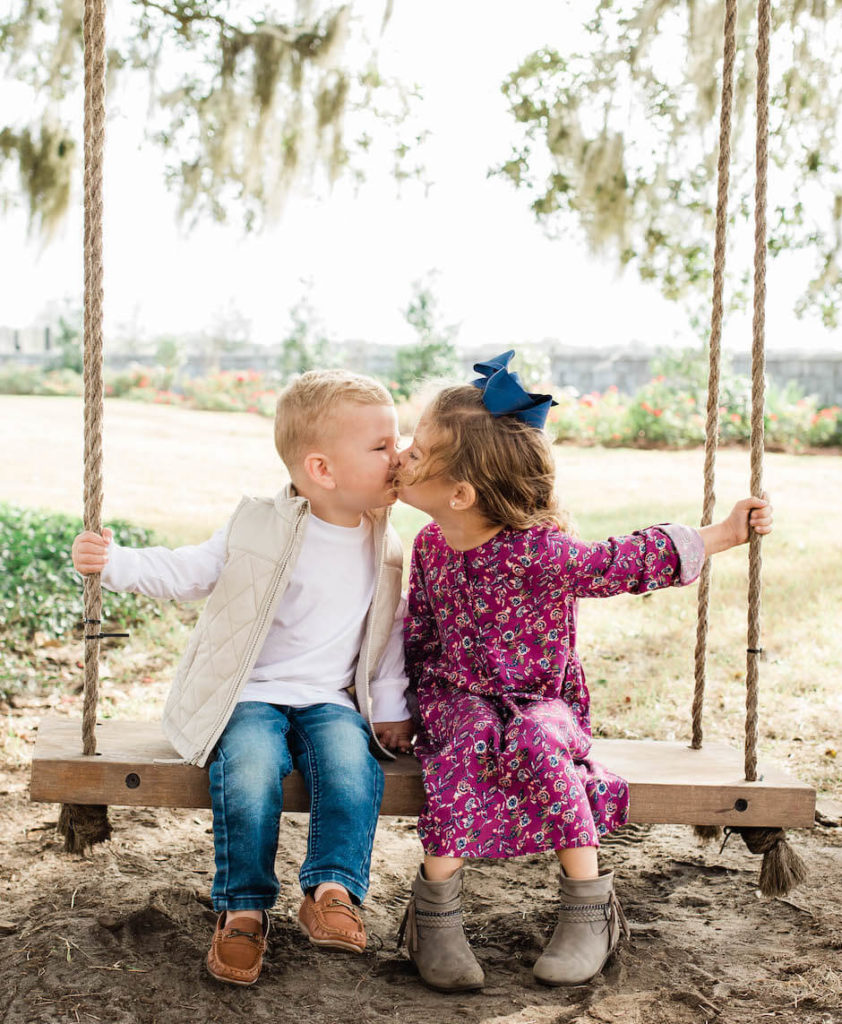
659;523;706;585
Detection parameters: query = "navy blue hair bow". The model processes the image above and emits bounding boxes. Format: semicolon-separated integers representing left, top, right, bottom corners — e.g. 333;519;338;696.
471;350;558;429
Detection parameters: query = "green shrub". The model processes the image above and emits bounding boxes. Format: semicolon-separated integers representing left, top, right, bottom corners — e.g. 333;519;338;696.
626;376;707;446
104;365;178;398
37;367;84;397
0;363;82;396
0;364;42;394
547;347;841;450
3;351;840;451
0;504;161;641
551;386;635;446
181;370;279;415
807;404;842;446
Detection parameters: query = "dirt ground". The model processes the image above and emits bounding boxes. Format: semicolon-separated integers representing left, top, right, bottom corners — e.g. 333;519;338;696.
1;699;841;1024
3;397;841;1023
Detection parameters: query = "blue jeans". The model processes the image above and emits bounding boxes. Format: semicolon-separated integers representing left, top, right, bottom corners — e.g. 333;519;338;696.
208;701;384;911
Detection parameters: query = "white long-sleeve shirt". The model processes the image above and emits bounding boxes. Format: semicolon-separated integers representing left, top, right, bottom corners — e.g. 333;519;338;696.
101;514;410;723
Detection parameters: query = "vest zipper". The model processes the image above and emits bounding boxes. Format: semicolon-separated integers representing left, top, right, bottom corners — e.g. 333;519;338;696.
189;503;309;766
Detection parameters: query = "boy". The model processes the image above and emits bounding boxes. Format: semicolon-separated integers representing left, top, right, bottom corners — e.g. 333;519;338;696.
71;370;413;986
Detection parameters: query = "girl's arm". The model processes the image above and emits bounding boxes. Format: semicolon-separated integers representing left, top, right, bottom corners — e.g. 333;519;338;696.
544;526;700;599
543;495;772;600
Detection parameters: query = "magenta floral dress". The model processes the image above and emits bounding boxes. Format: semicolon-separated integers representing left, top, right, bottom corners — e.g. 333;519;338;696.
404;521;705;858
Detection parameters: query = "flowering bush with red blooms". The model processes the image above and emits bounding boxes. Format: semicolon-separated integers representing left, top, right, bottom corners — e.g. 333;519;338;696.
625;375;708;446
547;374;842;450
105;365;176;397
2;359;840;449
551;385;635;446
764;383;842;449
0;364;83;396
180;371;278;416
100;366;279;416
809;405;842;444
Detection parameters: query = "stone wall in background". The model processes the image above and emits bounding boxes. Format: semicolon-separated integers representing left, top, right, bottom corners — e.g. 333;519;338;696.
545;346;842;407
1;325;840;405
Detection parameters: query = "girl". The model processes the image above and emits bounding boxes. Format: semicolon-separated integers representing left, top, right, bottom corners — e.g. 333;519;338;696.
394;351;772;991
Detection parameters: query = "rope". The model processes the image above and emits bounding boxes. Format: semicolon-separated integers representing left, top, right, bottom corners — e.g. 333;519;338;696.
695;0;805;898
81;0;107;758
745;0;771;783
692;0;737;750
57;0;112;853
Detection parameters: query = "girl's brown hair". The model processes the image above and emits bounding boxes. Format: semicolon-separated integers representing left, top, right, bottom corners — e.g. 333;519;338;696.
418;385;573;533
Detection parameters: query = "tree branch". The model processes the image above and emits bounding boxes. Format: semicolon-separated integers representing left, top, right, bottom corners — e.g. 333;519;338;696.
132;0;312;47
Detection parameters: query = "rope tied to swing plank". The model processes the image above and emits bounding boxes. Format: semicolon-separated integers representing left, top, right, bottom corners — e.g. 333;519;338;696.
740;0;806;897
744;0;771;787
58;0;111;854
81;0;106;760
692;0;737;754
696;0;806;895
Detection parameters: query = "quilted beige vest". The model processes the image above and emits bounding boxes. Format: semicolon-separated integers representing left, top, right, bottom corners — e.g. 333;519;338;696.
161;487;404;767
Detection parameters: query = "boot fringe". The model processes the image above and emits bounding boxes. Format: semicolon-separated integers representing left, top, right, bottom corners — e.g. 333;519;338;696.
397;868;485;991
396;895;416;952
397;893;465;951
557;889;629;951
609;890;630;950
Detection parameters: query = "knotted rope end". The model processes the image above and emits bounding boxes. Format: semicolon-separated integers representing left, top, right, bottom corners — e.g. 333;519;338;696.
58;803;112;854
693;824;723;845
736;826;808;897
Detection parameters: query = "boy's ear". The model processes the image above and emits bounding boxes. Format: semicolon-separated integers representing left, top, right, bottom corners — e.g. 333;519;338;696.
450;482;478;511
302;452;336;491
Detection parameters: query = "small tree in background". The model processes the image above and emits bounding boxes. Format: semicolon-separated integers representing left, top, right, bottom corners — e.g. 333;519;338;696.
48;312;83;375
392;278;460;399
154;337;183;371
511;343;553;391
277;292;341;380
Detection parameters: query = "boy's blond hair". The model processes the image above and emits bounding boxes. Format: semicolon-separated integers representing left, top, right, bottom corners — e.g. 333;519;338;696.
274;370;393;470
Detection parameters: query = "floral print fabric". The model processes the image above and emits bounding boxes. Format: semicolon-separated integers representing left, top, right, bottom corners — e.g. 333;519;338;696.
404;522;704;858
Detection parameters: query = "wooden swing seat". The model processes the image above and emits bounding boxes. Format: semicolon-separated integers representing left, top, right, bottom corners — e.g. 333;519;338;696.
30;716;815;828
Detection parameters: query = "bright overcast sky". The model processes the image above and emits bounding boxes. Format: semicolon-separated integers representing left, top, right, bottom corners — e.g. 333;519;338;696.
1;0;836;352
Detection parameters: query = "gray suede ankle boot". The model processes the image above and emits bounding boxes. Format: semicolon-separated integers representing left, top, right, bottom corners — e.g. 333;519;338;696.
397;865;485;991
533;869;628;986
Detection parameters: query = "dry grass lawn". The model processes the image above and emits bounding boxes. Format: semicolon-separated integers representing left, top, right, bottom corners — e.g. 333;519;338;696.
2;397;842;1024
3;395;840;800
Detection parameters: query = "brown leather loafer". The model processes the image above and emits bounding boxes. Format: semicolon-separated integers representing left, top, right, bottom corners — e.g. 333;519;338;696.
206;911;270;986
298;891;366;953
